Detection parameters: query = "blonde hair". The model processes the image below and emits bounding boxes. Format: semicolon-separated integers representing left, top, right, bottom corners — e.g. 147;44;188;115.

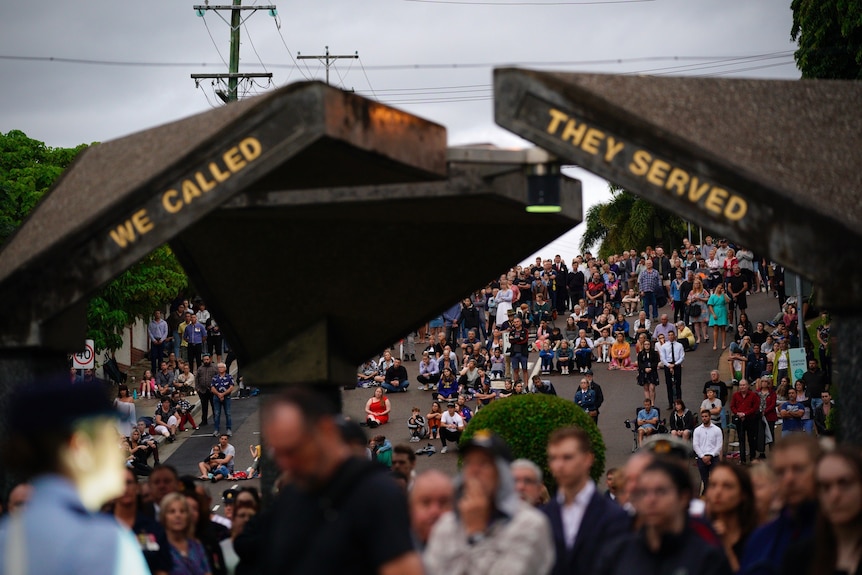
159;492;195;538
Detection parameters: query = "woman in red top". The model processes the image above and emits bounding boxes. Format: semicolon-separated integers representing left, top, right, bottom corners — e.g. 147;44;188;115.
364;387;391;427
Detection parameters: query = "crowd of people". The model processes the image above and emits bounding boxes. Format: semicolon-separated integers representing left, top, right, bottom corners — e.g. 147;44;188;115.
1;237;844;575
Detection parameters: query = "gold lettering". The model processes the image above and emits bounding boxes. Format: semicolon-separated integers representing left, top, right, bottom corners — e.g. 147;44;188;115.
561;119;587;146
724;195;748;221
195;171;216;193
209;162;231;183
704;187;729;214
223;147;246;172
665;168;689;196
604;137;625;163
131;209;154;234
239;137;262;161
688;178;711;202
162;190;182;214
109;221;137;248
182;180;202;204
646;159;671;187
629;150;652;177
546;109;569;135
581;128;603;155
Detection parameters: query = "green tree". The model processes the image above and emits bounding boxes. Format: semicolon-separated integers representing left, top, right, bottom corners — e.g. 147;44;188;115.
791;0;862;79
460;394;605;491
0;130;87;244
0;130;188;353
580;186;686;258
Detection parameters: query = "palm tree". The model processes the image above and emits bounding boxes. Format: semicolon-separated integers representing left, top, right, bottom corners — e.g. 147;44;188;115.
580;185;686;258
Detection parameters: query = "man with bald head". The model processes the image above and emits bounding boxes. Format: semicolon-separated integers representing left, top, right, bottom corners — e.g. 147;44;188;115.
409;470;454;551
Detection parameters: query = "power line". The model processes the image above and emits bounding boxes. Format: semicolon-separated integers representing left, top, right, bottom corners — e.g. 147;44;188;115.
358;56;378;100
0;51;797;71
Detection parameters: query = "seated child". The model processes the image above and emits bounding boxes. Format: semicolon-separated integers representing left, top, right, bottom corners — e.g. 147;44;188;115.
370;435;392;467
488;348;506;380
407;407;428;443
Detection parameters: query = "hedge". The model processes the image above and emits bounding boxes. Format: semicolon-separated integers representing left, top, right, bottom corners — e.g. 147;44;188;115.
460;394;606;491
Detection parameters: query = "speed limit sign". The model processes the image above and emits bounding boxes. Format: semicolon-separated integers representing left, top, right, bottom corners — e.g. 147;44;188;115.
72;339;95;369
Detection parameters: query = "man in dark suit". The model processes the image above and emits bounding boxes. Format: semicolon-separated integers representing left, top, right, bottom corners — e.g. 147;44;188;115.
542;426;629;575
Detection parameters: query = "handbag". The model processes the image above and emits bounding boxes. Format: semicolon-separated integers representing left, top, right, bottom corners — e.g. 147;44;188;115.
688;303;702;316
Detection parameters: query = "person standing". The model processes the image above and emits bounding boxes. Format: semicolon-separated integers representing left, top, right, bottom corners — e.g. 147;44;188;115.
0;380;150;575
659;331;685;411
184;314;207;374
424;432;554;575
693;409;724;493
167;303;186;362
210;362;235;437
638;260;661;321
149;310;169;375
239;389;423;575
196;353;217;427
740;435;820;574
542;427;629;575
730;380;760;465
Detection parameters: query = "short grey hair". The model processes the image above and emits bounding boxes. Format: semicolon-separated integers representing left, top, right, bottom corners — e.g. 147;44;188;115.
510;458;543;483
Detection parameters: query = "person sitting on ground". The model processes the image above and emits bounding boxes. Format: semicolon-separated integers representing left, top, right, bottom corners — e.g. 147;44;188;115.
538;340;555;375
612;313;631;342
474;381;497;411
669;399;696;441
609;331;635;370
356;359;379;388
637;398;660;448
675;321;697;351
416;351;440;390
572;338;591;374
426;401;443;440
594;327;614;363
171;390;198;432
175;361;196;396
488;347;506;380
155;361;176;400
531;375;557;396
700;387;723;428
497;379;515;399
383;357;410;393
136;419;160;465
364;386;391;428
198;444;225;480
407;407;428;443
456;394;474;424
199;434;235;482
153;397;179;443
370;435;393;467
622;288;640;316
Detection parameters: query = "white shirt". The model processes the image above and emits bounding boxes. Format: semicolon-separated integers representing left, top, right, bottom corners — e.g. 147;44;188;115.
441;411;464;430
555;480;596;549
692;423;723;459
659;340;685;367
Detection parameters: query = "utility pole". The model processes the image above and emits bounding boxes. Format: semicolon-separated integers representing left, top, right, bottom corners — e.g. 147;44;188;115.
191;0;276;103
297;46;358;86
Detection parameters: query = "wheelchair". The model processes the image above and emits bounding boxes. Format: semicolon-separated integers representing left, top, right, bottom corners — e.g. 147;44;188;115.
625;406;667;452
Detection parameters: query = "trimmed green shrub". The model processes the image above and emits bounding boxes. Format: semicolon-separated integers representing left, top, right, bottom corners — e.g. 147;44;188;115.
460;394;605;490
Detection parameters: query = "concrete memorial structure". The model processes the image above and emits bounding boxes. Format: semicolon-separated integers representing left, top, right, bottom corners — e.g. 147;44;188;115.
493;68;861;442
0;81;582;483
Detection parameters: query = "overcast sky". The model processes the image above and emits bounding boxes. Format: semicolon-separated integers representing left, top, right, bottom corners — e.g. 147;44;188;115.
0;0;800;260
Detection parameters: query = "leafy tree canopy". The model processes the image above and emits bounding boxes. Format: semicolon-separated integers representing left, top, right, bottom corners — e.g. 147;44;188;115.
0;130;187;353
791;0;862;79
580;185;686;259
